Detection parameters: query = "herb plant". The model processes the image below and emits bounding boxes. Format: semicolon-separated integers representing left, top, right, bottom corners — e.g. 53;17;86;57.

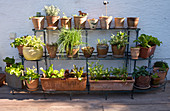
132;66;150;78
70;65;84;80
97;39;108;46
3;57;15;64
44;5;60;16
10;36;27;48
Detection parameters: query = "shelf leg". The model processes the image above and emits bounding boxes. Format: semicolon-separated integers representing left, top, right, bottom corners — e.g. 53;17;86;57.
43;92;47;99
12;89;15;95
105;92;108;100
131;89;134;99
36;61;39;74
70;93;72;100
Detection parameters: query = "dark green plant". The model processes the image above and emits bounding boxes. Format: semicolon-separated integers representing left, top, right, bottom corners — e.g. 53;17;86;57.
153;61;169;69
10;36;27;48
3;57;15;64
132;66;150;78
97;39;108;46
70;65;84;80
109;31;129;49
133;34;162;48
29;12;44;20
44;5;60;16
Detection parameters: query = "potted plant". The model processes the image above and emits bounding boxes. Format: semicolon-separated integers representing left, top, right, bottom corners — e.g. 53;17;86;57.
97;39;109;58
44;5;60;30
3;57;15;67
114;17;125;28
133;34;162;59
57;28;83;58
46;42;58;58
60;13;72;29
81;46;94;58
132;66;151;89
87;18;98;29
109;31;128;58
73;11;87;29
23;35;45;60
88;61;134;91
30;12;45;30
130;46;140;59
127;17;139;28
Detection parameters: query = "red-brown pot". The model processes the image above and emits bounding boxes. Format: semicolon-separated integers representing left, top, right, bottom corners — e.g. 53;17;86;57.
60;17;72;29
99;16;112;29
46;44;58;58
97;44;109;58
81;47;94;58
32;17;45;30
46;16;60;27
111;45;126;58
74;16;87;29
17;45;24;56
114;17;125;28
130;47;140;59
25;79;39;91
135;76;151;88
127;17;139;28
139;45;156;59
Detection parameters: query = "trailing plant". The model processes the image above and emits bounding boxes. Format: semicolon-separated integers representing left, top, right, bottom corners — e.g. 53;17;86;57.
40;64;65;78
109;31;129;49
132;66;150;78
133;34;162;48
10;36;27;48
3;57;15;64
70;65;84;80
97;39;108;46
44;5;60;16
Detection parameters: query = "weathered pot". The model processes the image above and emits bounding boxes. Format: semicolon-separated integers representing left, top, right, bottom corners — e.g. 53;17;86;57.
139;45;156;59
111;45;126;58
97;44;109;58
135;76;151;88
46;44;58;58
90;77;134;91
99;16;112;29
17;45;24;56
74;16;87;29
81;47;94;58
66;46;80;58
127;17;139;28
130;47;140;59
87;19;98;29
25;79;39;91
60;17;72;29
23;47;43;60
32;17;45;30
46;16;60;27
114;17;125;28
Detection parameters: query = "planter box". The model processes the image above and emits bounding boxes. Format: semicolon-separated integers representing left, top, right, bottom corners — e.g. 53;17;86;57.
139;45;156;59
89;77;134;91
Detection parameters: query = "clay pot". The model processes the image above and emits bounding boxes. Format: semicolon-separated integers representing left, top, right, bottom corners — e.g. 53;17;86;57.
99;16;112;29
130;47;140;59
46;44;58;58
32;17;45;30
114;17;125;28
135;76;151;88
46;16;60;27
17;45;24;56
139;45;156;59
111;45;126;58
97;44;109;58
74;16;87;29
60;17;72;29
87;19;98;29
127;17;139;28
66;46;80;58
23;47;43;60
25;79;39;91
81;47;94;58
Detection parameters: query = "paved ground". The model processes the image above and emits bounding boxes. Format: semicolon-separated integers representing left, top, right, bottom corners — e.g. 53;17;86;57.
0;83;170;111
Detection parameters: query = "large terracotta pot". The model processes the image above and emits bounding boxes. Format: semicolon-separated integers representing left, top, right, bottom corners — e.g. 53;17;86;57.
74;16;87;29
131;47;140;59
32;17;45;30
66;46;80;58
139;45;156;59
23;47;43;60
135;76;151;88
111;45;126;58
114;17;125;28
127;17;139;28
81;47;94;58
46;44;58;58
87;18;98;29
25;79;39;91
60;17;72;29
46;16;60;27
99;16;112;29
17;45;24;56
97;44;109;58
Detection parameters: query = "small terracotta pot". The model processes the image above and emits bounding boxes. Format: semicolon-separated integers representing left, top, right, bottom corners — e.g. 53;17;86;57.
23;47;43;60
99;16;112;29
46;44;58;58
32;17;45;30
74;16;87;29
114;17;125;28
46;16;60;27
127;17;139;28
87;19;98;29
17;45;24;56
25;79;39;91
97;44;109;58
66;46;80;58
135;76;151;88
81;47;94;58
111;45;126;58
131;47;140;59
60;17;72;29
139;45;156;59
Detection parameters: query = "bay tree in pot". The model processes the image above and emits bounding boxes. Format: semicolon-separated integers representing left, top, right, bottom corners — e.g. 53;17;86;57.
46;42;58;58
97;39;109;58
3;57;15;67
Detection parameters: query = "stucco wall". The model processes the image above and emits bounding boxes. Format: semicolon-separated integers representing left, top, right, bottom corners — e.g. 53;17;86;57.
0;0;170;79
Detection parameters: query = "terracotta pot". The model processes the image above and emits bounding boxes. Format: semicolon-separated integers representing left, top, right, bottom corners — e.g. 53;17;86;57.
135;76;151;88
66;46;80;58
32;17;45;30
81;47;94;58
60;17;72;29
25;79;39;91
87;18;98;29
17;45;24;56
114;17;125;28
111;45;126;58
99;16;112;29
97;44;109;58
74;16;87;29
127;17;139;28
90;77;134;91
23;47;43;60
46;44;58;58
46;16;60;27
131;47;140;59
139;45;156;59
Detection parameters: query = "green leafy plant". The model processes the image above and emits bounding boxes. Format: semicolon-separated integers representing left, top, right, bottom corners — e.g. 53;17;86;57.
10;36;27;48
3;57;15;64
132;66;150;78
70;65;84;80
97;39;108;46
20;66;40;83
110;67;128;81
44;5;60;16
133;34;162;48
109;31;129;49
40;64;65;78
153;61;169;71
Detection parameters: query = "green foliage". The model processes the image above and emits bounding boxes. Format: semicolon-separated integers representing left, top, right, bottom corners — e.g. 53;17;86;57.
44;5;60;16
5;62;24;77
109;31;129;49
132;66;150;78
97;39;108;46
110;67;128;81
40;64;65;78
3;57;15;64
29;12;44;20
10;36;27;48
70;65;84;80
133;34;162;48
153;61;169;69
